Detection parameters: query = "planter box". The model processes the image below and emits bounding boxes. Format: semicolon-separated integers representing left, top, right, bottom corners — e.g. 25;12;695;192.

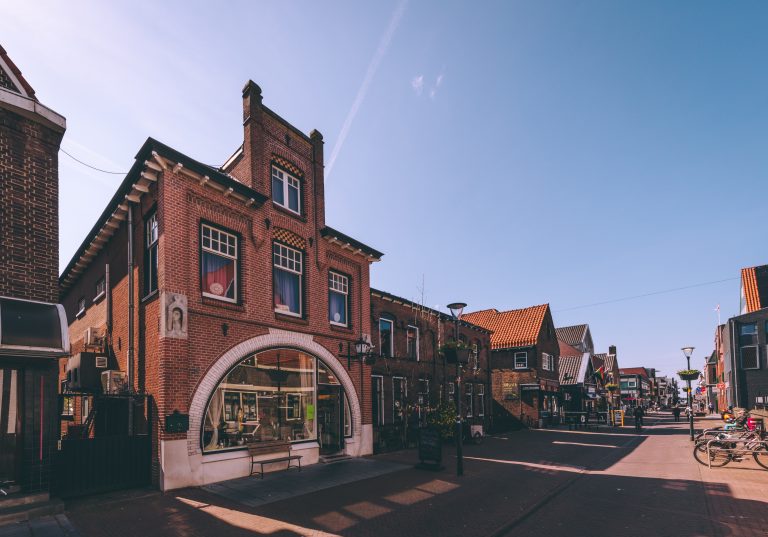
443;348;470;365
679;373;699;381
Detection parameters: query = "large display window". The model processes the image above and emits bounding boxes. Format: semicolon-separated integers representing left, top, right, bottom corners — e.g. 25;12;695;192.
202;348;318;452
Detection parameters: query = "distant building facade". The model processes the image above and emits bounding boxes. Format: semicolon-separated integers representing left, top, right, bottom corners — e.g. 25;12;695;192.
369;289;492;450
464;305;560;428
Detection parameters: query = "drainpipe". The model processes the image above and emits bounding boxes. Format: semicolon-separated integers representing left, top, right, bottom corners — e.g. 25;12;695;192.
127;204;135;437
730;319;738;408
106;263;112;332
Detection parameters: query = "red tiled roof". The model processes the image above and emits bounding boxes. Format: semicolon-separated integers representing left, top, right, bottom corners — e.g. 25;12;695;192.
0;45;37;100
463;304;549;350
619;367;649;379
741;265;768;313
558;340;582;357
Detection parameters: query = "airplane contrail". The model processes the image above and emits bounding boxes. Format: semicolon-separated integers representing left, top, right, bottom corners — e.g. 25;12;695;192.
326;0;408;179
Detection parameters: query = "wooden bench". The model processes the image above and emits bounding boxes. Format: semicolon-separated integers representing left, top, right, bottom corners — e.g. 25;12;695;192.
248;440;302;479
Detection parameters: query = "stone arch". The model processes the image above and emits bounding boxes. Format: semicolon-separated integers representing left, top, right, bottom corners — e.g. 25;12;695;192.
186;328;362;456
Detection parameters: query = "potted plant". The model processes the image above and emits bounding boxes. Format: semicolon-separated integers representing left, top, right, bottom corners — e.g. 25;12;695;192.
439;341;471;365
677;369;701;381
605;383;619;393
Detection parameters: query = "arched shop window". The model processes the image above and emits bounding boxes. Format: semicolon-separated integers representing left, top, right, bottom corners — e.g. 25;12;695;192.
202;348;318;452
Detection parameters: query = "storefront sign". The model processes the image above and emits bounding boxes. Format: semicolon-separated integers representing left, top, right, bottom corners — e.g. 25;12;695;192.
521;384;539;392
502;381;518;400
418;427;442;464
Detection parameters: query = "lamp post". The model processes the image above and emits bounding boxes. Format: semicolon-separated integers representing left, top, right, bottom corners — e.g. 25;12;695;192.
682;346;695;441
447;302;467;477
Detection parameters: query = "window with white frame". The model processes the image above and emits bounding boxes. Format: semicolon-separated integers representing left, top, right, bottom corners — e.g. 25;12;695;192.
372;375;384;426
741;346;759;370
328;271;349;326
407;325;419;360
76;297;85;317
271;166;301;214
477;384;485;416
94;277;106;301
417;378;429;405
379;318;394;357
465;383;473;417
514;351;528;369
273;242;302;315
144;213;158;296
201;224;238;302
447;381;455;396
393;377;407;423
542;353;554;371
628;379;637;388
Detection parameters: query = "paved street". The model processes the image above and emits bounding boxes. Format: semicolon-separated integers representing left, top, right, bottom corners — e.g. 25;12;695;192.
45;412;765;537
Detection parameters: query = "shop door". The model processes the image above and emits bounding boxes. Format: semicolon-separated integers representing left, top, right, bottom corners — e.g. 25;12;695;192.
0;369;20;488
317;384;342;455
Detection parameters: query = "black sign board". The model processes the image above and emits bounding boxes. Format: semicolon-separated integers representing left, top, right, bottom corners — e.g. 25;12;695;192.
165;410;189;433
521;384;540;392
418;427;442;464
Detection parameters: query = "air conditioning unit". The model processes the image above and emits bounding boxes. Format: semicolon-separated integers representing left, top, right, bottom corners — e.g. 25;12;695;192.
101;370;127;394
84;326;106;347
66;352;108;393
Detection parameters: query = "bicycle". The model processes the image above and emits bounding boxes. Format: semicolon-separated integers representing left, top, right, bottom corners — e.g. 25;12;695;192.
693;432;768;469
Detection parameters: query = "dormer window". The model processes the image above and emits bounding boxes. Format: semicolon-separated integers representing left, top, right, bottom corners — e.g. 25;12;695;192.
271;166;300;214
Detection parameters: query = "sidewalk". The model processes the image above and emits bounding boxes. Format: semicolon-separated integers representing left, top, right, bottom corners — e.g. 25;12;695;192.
10;412;767;537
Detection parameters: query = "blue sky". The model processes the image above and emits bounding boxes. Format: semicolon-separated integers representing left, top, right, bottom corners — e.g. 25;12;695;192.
3;1;766;377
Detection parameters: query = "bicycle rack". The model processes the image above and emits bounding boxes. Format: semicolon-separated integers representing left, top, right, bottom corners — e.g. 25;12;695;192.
706;437;768;469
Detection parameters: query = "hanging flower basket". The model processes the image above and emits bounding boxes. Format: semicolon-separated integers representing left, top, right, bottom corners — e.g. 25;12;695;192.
440;341;470;365
605;383;619;393
677;369;700;381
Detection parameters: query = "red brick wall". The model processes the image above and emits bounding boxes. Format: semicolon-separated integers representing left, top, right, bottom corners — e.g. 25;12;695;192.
0;107;63;303
60;86;375;475
370;293;492;425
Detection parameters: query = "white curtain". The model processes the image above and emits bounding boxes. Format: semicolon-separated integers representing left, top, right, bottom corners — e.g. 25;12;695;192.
204;389;223;451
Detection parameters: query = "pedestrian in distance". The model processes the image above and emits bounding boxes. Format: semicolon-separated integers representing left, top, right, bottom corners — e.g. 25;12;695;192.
708;402;714;414
672;405;681;422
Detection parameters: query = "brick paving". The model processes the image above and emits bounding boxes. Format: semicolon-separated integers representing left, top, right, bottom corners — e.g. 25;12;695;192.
0;515;80;537
7;411;765;537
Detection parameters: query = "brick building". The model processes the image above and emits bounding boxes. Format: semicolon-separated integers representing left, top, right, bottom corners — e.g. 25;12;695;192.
369;289;492;451
0;45;69;498
58;81;382;490
463;304;560;428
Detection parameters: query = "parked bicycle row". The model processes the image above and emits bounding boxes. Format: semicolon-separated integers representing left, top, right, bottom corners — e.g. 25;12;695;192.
692;409;768;469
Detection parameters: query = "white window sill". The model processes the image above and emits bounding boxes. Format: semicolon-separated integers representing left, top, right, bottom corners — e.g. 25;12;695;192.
203;292;238;304
275;308;302;318
93;291;106;304
75;309;85;319
330;321;349;328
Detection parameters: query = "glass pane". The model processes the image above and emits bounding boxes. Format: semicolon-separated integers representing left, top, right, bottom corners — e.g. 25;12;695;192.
202;349;317;452
288;183;299;212
274;268;301;314
329;291;347;324
379;319;392;357
272;174;284;205
202;252;236;299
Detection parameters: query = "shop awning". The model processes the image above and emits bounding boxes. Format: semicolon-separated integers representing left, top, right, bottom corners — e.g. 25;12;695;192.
0;296;70;358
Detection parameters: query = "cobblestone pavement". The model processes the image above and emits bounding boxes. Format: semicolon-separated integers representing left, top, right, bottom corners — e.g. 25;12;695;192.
32;413;768;537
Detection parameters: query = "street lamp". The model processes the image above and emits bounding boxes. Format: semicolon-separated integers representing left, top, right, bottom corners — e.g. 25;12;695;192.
447;302;467;477
682;346;695;441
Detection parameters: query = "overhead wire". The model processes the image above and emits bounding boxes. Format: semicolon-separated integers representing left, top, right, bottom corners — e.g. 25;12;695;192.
554;277;739;313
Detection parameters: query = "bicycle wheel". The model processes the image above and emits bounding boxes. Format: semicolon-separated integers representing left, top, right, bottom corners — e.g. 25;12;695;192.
693;442;731;467
753;444;768;470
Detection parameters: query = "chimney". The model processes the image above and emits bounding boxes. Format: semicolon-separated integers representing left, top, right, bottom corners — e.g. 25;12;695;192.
609;345;617;356
242;80;265;192
310;129;326;229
